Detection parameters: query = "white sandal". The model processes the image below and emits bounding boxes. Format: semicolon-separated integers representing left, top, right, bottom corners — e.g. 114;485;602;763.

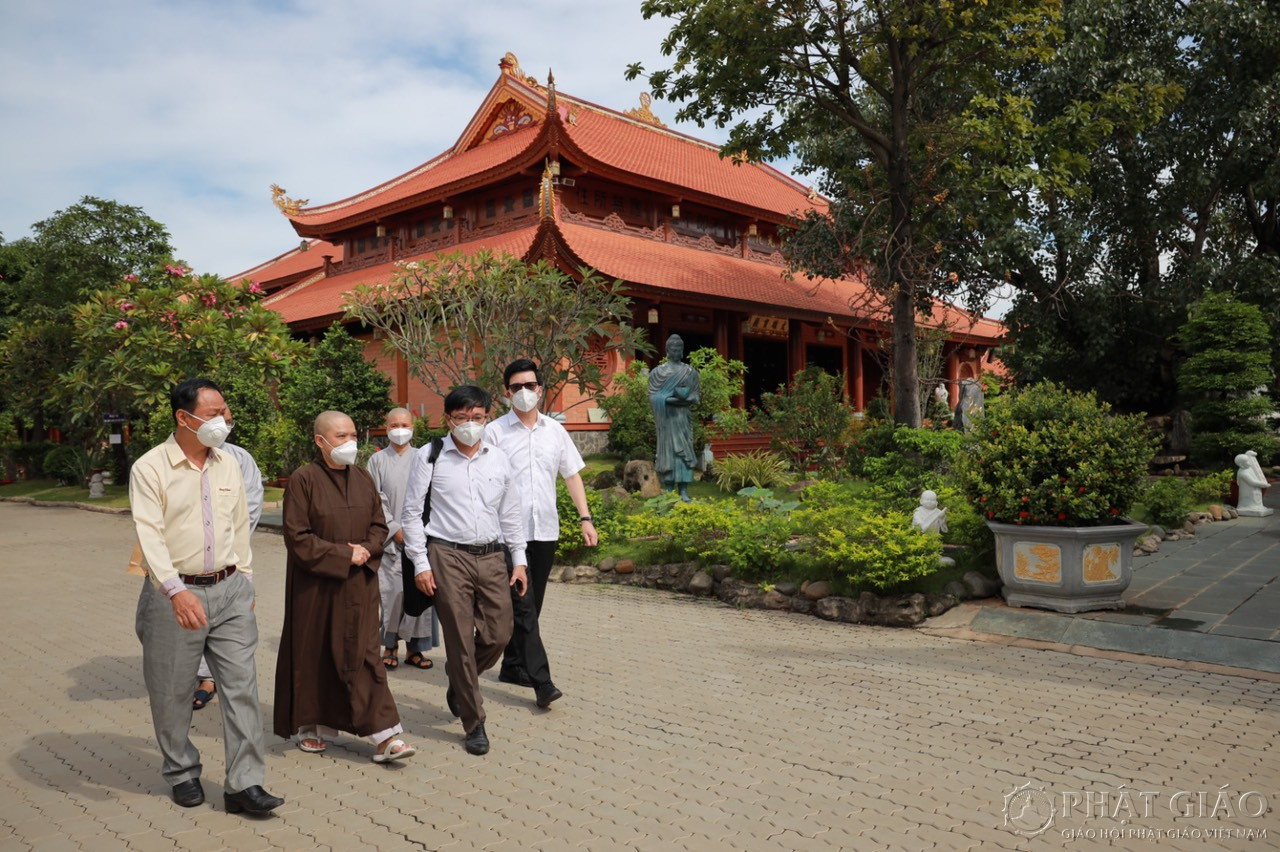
297;736;327;754
372;738;416;763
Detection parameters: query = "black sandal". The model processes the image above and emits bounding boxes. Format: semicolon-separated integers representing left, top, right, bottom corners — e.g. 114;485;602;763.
404;652;434;670
382;647;399;669
192;680;216;710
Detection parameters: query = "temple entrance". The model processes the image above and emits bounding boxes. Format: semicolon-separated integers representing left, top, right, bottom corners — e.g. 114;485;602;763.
743;337;789;409
805;343;843;375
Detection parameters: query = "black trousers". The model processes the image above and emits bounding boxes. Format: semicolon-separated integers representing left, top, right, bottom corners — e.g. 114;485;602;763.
504;540;557;686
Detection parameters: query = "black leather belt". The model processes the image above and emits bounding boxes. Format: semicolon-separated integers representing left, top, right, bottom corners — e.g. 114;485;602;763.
181;565;237;586
428;537;503;556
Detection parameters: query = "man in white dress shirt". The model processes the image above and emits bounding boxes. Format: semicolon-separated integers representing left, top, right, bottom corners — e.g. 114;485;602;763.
484;359;597;709
401;385;528;756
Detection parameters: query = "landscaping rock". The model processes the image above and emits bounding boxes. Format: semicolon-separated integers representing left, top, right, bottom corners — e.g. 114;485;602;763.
943;580;971;600
1225;505;1239;519
686;571;714;596
801;580;832;601
862;592;927;627
1138;534;1161;554
939;555;957;569
773;581;800;596
559;565;599;584
1182;520;1197;535
614;559;635;575
813;596;863;623
962;571;1001;599
789;597;813;615
925;593;959;617
622;460;662;498
710;564;732;582
598;556;617;572
1209;504;1224;521
761;590;792;610
1149;525;1167;540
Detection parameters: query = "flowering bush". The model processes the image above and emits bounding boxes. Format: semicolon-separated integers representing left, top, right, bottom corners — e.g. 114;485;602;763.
954;382;1158;526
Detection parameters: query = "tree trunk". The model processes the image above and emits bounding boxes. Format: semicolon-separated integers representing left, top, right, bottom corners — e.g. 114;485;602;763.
891;288;921;427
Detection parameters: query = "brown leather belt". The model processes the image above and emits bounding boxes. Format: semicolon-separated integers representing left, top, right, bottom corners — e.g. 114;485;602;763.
428;537;503;556
181;565;237;586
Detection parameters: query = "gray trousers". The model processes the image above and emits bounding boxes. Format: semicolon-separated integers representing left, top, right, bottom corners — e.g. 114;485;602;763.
135;572;267;791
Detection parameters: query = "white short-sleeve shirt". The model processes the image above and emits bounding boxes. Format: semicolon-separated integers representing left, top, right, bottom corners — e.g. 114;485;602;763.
484;411;585;542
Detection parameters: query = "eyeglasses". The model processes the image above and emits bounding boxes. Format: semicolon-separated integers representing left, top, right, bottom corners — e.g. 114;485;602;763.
448;413;488;425
508;381;540;392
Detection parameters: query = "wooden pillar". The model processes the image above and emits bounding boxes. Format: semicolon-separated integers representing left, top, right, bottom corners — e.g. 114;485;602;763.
788;319;804;379
852;334;865;411
396;352;410;405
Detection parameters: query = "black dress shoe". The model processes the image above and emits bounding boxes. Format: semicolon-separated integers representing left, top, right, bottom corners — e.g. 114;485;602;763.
224;785;284;815
171;778;204;807
535;684;563;709
446;685;460;718
464;722;489;755
498;667;534;688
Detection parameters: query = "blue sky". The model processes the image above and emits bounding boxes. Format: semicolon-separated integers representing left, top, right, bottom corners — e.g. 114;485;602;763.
0;0;752;277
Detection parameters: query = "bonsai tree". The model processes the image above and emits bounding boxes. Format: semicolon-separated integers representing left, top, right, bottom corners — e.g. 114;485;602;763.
954;382;1159;526
1177;293;1276;468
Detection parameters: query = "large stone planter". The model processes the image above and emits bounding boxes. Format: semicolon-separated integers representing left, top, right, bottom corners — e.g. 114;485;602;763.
986;518;1147;613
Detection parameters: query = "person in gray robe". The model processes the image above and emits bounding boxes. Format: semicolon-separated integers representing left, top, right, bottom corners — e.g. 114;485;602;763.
366;407;439;670
648;334;701;502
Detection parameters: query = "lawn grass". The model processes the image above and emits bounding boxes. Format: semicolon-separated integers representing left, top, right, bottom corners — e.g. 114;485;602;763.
0;478;131;509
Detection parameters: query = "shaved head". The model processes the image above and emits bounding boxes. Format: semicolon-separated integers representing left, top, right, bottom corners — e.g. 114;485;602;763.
314;410;353;437
385;407;412;429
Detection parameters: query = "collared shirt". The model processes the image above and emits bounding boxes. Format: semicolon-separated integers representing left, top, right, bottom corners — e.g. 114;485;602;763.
484;411;585;541
222;442;264;532
130;434;252;598
366;443;418;546
400;434;527;572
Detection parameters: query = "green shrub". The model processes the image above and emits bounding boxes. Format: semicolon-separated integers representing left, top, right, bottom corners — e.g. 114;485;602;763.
1142;477;1192;529
810;512;944;590
754;366;852;477
955;382;1159;526
556;481;632;559
624;489;795;577
43;444;106;484
1187;470;1233;506
714;449;794;491
1178;293;1276;468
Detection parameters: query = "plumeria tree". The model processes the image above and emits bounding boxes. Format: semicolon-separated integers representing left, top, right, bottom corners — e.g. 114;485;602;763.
60;261;303;461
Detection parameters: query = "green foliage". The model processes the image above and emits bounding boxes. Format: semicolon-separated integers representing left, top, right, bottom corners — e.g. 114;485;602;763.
754;366;852;477
42;444;104;484
810;512;945;591
279;325;393;460
345;250;650;412
599;360;656;460
1187;470;1233;506
1177;293;1276;468
954;382;1159;526
555;481;633;560
1142;478;1193;529
600;347;747;461
714;450;794;492
254;416;311;481
60;260;302;448
860;426;967;510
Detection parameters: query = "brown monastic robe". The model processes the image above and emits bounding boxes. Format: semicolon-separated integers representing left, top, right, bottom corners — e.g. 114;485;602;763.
274;457;398;739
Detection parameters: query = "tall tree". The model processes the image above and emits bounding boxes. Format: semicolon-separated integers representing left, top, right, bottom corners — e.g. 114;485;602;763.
629;0;1067;426
345;251;650;414
1002;0;1280;413
0;198;172;438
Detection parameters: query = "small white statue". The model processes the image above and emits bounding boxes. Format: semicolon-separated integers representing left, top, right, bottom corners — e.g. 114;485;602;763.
1235;450;1273;517
912;490;949;534
88;470;106;499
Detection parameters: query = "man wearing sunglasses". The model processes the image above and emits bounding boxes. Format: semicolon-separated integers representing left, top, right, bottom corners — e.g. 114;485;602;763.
400;386;528;756
484;360;597;710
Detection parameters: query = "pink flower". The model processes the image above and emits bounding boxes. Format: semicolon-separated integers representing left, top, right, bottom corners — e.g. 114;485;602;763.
201;293;217;307
113;320;129;330
122;274;138;283
248;281;264;294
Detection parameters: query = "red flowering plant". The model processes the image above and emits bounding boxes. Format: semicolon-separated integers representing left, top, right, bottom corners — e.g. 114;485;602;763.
953;382;1159;526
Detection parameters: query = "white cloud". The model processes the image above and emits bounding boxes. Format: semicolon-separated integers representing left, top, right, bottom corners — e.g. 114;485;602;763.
0;0;732;276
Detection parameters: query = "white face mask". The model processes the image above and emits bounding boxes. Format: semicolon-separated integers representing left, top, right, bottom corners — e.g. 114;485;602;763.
451;421;485;447
510;388;540;413
387;427;413;446
322;436;359;466
186;412;231;449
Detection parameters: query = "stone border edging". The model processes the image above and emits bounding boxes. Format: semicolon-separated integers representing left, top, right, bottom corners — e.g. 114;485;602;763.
0;495;131;515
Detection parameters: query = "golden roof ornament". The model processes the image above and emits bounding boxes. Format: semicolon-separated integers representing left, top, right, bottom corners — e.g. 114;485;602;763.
547;69;557;113
270;184;308;216
499;52;539;87
624;92;667;128
538;161;556;220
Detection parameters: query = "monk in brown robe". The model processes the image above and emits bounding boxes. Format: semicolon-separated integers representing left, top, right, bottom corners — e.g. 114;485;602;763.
274;410;416;763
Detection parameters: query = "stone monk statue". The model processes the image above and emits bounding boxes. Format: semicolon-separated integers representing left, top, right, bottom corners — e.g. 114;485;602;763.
1235;450;1273;517
649;334;701;502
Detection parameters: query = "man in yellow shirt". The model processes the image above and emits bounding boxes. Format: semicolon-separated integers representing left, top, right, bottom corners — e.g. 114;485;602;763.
131;378;282;814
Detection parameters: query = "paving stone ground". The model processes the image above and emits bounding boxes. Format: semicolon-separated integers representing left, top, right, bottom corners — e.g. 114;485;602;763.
2;501;1278;850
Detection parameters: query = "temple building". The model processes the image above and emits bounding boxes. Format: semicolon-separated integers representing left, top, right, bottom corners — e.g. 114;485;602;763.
237;53;1004;440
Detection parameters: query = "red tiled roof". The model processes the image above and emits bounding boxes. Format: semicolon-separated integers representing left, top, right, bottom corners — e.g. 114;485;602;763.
561;107;822;220
225;239;338;288
289;128;541;231
262;227;539;326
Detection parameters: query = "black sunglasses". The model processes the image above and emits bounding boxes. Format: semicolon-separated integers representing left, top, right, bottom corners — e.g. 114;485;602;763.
508;381;540;392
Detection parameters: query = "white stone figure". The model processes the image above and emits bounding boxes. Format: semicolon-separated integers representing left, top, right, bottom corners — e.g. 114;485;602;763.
912;490;949;534
934;383;948;405
87;470;106;499
1235;450;1273;517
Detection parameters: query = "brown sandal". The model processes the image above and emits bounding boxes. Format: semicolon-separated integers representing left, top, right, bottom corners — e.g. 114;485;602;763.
381;647;399;669
404;652;434;670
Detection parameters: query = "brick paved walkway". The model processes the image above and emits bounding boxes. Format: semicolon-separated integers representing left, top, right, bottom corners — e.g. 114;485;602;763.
2;502;1277;850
